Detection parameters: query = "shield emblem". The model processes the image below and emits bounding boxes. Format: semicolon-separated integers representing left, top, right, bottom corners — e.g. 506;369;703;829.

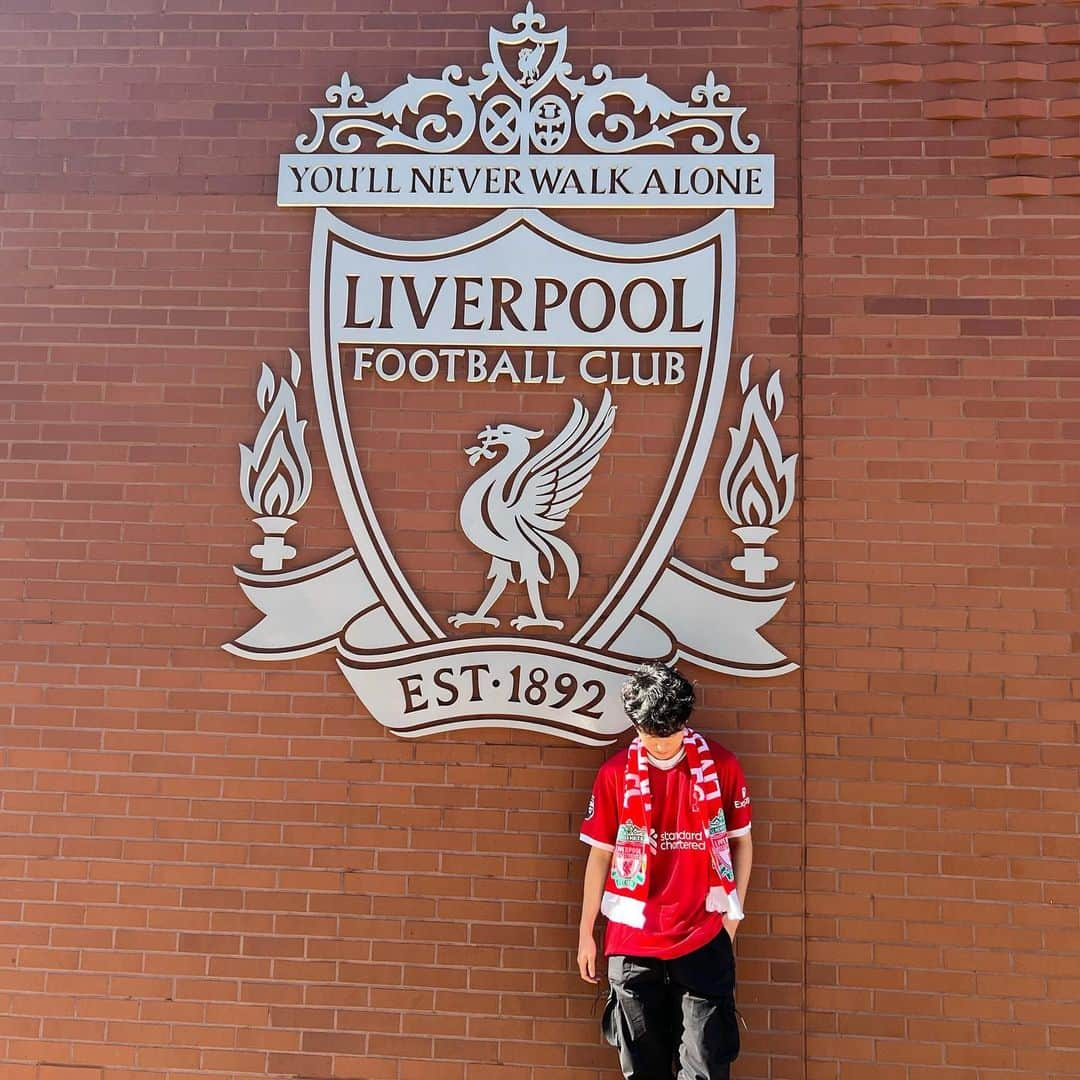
487;6;567;101
310;204;735;630
614;848;645;886
305;208;742;738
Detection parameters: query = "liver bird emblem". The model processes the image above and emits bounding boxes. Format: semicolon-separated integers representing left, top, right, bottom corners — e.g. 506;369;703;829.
450;390;617;631
517;43;545;86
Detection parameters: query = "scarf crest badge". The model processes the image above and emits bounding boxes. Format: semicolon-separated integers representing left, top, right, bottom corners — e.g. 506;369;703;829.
225;4;797;745
707;810;735;882
612;823;650;890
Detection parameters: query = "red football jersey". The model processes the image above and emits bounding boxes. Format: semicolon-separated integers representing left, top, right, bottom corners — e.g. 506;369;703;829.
580;741;751;959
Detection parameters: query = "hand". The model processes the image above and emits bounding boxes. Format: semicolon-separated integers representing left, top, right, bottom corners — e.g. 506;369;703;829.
724;919;737;943
577;930;599;983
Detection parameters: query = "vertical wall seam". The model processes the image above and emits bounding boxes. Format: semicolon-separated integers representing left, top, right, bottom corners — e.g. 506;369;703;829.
794;0;808;1076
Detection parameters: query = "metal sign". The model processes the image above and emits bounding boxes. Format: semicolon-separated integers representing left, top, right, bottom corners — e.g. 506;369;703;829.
277;3;772;210
225;4;797;744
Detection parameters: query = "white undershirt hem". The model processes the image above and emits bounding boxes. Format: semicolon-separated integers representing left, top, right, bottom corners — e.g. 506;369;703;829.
646;747;686;770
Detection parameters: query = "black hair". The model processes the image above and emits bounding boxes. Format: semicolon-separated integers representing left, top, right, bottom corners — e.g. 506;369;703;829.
620;661;695;737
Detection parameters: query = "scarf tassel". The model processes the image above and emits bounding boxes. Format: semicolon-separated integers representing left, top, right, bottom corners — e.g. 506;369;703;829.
601;891;647;929
706;885;744;920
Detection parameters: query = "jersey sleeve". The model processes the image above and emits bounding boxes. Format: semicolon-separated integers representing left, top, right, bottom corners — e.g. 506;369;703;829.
579;760;620;851
723;754;752;838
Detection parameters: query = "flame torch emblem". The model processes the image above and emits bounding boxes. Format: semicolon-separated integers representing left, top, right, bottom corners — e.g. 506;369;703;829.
239;350;313;572
720;356;797;584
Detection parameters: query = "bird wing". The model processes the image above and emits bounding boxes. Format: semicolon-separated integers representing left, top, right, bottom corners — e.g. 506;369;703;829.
508;389;617;529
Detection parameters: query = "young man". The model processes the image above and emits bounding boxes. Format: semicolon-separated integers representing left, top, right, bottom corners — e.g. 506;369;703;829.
577;662;753;1080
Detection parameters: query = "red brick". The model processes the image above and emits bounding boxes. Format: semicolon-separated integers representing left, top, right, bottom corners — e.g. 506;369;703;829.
987;175;1054;197
923;24;981;47
1048;24;1080;46
925;98;984;121
988;97;1047;120
988;136;1051;158
1050;98;1080;119
864;63;922;84
987;61;1046;81
1050;60;1080;82
926;61;982;83
805;25;859;47
986;24;1046;46
863;25;921;47
1054;138;1080;159
1054;176;1080;196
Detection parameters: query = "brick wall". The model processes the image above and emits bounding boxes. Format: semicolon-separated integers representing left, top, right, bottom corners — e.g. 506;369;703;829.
1;2;1076;1079
802;2;1080;1077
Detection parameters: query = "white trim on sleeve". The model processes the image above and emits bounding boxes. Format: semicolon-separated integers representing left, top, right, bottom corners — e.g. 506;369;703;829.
579;833;615;852
727;824;752;839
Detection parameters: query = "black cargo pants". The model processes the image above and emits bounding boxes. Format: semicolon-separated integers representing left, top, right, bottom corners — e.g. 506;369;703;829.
602;929;739;1080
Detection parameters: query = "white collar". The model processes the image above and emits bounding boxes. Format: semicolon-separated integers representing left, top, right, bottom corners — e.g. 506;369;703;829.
646;746;686;771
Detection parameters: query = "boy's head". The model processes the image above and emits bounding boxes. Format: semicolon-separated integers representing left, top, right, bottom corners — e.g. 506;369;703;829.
620;662;695;737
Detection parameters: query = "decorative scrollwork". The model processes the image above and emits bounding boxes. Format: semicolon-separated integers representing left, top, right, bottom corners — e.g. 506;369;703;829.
325;72;365;109
512;1;546;33
573;66;761;155
293;5;762;157
296;67;494;155
690;71;730;107
575;68;688;154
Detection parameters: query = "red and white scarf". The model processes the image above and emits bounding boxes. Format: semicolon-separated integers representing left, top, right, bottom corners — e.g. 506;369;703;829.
602;728;744;929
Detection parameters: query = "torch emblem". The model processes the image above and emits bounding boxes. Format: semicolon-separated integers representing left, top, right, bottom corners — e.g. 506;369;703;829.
239;349;313;572
720;356;797;584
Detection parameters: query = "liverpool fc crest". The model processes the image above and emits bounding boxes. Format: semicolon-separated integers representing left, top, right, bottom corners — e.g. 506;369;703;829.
225;5;797;744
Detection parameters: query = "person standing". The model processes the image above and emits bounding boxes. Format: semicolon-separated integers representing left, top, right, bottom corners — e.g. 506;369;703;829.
577;662;753;1079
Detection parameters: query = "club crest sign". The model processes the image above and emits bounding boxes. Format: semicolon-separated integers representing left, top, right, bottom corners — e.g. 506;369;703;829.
225;4;798;745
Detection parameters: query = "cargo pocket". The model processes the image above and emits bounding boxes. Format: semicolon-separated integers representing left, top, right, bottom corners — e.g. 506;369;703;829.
680;989;740;1068
601;986;618;1047
673;933;741;1068
606;954;653;1041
